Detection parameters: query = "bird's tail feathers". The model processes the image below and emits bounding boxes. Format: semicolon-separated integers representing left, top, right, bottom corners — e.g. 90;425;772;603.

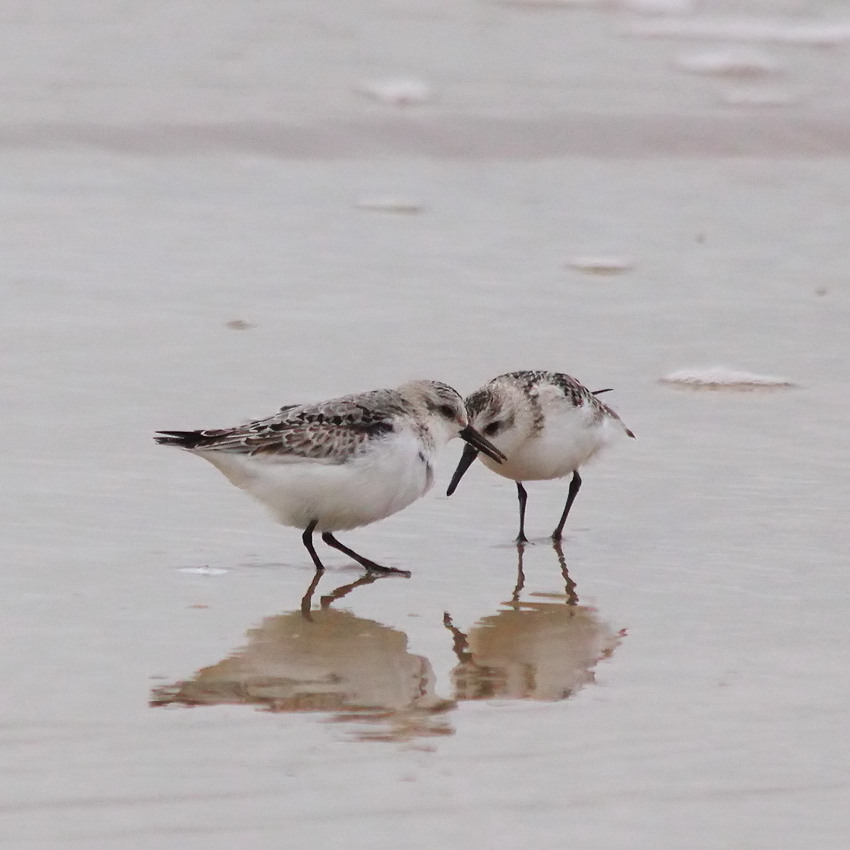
154;430;209;449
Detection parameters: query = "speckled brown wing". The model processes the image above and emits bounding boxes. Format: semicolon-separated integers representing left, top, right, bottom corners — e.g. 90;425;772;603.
544;372;635;438
498;370;635;438
154;390;404;463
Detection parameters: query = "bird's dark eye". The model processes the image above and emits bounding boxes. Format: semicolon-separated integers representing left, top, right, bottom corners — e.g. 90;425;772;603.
438;404;456;418
484;421;502;436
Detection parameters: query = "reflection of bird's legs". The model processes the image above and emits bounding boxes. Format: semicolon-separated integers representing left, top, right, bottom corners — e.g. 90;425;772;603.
443;613;473;664
320;573;382;608
301;571;387;618
300;570;324;620
511;542;527;606
321;532;411;577
552;539;579;605
552;470;582;541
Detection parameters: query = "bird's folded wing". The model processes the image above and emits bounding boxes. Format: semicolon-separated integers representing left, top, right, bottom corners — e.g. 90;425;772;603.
188;399;398;462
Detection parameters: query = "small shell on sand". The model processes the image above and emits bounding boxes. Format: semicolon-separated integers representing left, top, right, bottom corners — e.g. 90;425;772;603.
673;48;780;77
660;367;796;390
720;87;800;107
490;0;601;8
617;0;695;14
566;255;635;275
354;196;425;214
355;77;433;105
492;0;693;9
627;18;850;47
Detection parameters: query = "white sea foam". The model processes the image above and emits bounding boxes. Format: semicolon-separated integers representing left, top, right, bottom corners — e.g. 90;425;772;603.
490;0;602;8
660;367;796;390
354;196;425;214
616;0;694;13
720;87;801;107
566;255;635;274
674;48;780;78
354;77;434;106
492;0;693;11
627;17;850;46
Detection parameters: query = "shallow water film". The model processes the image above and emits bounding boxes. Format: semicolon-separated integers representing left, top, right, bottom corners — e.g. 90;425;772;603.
2;1;849;848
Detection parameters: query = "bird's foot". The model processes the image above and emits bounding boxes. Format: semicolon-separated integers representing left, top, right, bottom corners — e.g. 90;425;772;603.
365;563;411;578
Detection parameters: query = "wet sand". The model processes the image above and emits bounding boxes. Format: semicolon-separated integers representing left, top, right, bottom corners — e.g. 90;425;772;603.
2;1;849;848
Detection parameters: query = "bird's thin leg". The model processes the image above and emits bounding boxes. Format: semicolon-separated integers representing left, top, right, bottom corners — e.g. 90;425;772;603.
321;532;411;577
552;471;582;541
515;482;529;544
302;521;325;572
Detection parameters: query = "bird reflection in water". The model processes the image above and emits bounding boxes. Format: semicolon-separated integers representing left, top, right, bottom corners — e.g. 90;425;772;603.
150;572;454;742
444;542;623;702
151;547;622;739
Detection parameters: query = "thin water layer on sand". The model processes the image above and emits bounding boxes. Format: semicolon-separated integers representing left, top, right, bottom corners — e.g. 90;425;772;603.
2;148;847;850
2;0;850;848
151;545;620;742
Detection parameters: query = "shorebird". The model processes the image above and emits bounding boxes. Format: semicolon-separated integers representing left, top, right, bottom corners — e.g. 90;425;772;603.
155;379;505;575
446;370;634;542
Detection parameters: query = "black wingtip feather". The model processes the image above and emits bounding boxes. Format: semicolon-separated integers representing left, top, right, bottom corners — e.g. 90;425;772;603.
154;430;207;449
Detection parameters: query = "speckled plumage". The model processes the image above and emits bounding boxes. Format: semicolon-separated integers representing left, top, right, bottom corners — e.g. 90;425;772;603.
156;379;505;575
158;389;420;462
466;370;632;443
448;370;634;542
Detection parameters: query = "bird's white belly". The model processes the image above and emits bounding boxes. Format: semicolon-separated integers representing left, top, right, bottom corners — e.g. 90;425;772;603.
198;432;433;532
481;409;615;482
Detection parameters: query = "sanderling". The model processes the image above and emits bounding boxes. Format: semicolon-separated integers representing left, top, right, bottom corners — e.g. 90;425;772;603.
155;380;505;576
446;370;634;543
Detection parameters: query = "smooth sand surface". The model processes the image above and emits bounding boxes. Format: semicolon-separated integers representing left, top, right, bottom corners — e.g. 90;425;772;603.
2;2;849;847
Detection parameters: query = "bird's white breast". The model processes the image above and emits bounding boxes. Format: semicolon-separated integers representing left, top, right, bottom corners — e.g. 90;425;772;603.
481;401;618;482
197;429;434;532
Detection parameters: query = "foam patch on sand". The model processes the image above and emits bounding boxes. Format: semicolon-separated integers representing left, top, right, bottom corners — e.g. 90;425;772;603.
354;196;425;214
354;77;434;106
673;48;780;78
627;17;850;46
660;367;796;390
566;255;635;274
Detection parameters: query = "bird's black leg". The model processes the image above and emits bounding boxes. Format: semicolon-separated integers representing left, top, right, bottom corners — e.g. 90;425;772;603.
321;532;411;577
552;470;582;541
515;482;529;543
302;521;325;572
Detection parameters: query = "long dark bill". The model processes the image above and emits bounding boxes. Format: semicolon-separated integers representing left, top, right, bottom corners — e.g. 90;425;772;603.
448;427;505;497
459;425;505;465
446;442;479;497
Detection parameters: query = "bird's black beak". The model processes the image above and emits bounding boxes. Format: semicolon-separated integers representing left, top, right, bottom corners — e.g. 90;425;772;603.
447;427;505;496
446;442;479;496
459;425;505;465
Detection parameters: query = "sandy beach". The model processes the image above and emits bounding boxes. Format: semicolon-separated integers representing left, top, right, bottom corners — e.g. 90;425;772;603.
2;1;849;847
